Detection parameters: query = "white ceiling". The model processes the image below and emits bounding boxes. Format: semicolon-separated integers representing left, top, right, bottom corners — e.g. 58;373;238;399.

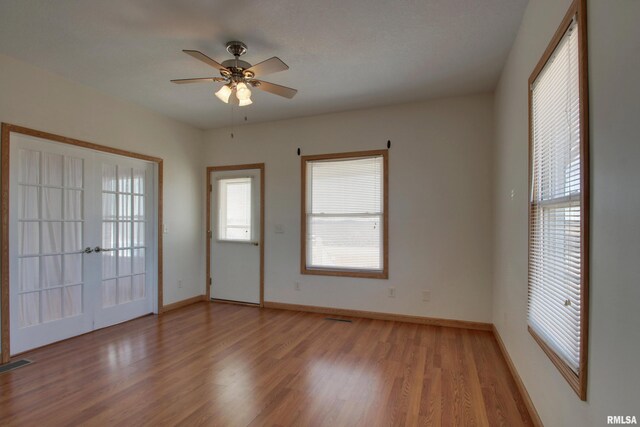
0;0;527;129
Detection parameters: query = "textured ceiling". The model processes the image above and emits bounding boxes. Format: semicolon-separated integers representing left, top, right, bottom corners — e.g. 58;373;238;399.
0;0;527;129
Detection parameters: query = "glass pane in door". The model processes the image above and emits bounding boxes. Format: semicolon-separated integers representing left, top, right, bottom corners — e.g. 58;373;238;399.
17;149;85;327
101;164;146;307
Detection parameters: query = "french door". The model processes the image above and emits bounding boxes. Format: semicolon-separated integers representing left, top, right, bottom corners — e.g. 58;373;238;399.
9;133;156;354
93;153;154;329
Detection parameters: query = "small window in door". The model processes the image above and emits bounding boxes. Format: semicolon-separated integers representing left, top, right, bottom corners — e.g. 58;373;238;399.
217;177;253;242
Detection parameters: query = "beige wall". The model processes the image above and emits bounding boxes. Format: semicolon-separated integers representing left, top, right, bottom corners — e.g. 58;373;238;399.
493;0;640;425
0;53;206;358
204;94;495;323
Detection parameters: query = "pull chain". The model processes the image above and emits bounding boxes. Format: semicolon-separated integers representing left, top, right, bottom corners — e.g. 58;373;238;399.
230;103;235;139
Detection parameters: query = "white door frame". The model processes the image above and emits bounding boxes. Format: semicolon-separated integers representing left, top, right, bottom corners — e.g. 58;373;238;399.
1;123;164;363
206;164;264;306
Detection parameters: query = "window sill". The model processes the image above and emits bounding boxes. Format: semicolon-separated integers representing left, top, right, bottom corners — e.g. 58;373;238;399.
528;325;586;400
301;267;388;280
216;239;258;245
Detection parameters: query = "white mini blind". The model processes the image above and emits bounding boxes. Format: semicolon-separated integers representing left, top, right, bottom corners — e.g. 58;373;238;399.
306;155;383;271
528;19;583;374
218;177;252;241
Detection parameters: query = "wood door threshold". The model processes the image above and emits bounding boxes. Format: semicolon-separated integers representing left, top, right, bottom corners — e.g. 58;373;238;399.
211;298;261;308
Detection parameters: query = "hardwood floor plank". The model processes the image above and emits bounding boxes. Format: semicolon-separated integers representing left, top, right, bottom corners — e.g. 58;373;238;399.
404;343;427;426
0;302;533;426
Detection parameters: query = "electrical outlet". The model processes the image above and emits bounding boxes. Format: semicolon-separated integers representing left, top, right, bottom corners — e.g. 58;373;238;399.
295;281;301;291
422;290;431;302
510;189;515;200
178;280;183;288
163;224;169;234
388;287;396;298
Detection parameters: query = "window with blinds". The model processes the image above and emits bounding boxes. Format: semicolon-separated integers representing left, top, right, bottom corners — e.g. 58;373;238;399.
302;151;388;278
217;177;252;241
528;2;588;401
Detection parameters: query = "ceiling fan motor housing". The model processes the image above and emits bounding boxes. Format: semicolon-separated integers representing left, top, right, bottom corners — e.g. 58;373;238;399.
220;59;254;82
222;41;253;83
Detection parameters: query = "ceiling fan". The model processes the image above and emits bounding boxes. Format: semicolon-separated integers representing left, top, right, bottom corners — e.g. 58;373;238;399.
171;41;297;106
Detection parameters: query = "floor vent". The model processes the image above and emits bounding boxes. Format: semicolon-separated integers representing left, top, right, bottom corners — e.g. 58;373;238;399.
325;317;353;323
0;359;32;374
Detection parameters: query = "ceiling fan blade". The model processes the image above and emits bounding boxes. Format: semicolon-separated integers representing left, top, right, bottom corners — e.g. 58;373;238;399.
253;80;297;99
183;50;228;72
246;57;289;77
171;77;226;84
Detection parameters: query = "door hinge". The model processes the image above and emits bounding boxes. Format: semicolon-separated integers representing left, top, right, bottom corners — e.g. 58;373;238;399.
209;277;212;285
209;184;212;192
207;230;212;239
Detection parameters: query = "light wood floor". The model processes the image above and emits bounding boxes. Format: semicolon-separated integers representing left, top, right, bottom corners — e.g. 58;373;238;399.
0;302;532;426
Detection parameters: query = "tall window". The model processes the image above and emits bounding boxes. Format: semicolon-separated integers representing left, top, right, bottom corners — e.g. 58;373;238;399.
301;150;388;279
528;0;589;400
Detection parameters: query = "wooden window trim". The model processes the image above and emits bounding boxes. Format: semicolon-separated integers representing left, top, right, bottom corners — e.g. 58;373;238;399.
527;0;589;401
301;149;389;279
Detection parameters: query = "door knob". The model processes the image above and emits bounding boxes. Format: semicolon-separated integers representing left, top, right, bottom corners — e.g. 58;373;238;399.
252;242;259;246
84;247;94;254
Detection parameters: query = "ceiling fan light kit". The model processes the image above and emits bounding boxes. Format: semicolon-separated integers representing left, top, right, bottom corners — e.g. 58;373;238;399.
235;82;251;100
172;40;297;107
215;84;233;103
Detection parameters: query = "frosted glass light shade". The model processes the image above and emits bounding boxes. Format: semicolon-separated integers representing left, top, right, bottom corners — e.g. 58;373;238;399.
238;97;253;107
215;85;232;103
235;82;251;100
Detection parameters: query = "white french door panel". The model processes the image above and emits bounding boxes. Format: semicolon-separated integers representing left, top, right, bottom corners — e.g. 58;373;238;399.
9;135;95;354
211;169;261;304
9;133;156;355
93;154;154;329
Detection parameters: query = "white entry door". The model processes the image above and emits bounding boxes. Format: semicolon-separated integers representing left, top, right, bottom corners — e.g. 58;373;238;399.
9;133;156;355
210;169;261;304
